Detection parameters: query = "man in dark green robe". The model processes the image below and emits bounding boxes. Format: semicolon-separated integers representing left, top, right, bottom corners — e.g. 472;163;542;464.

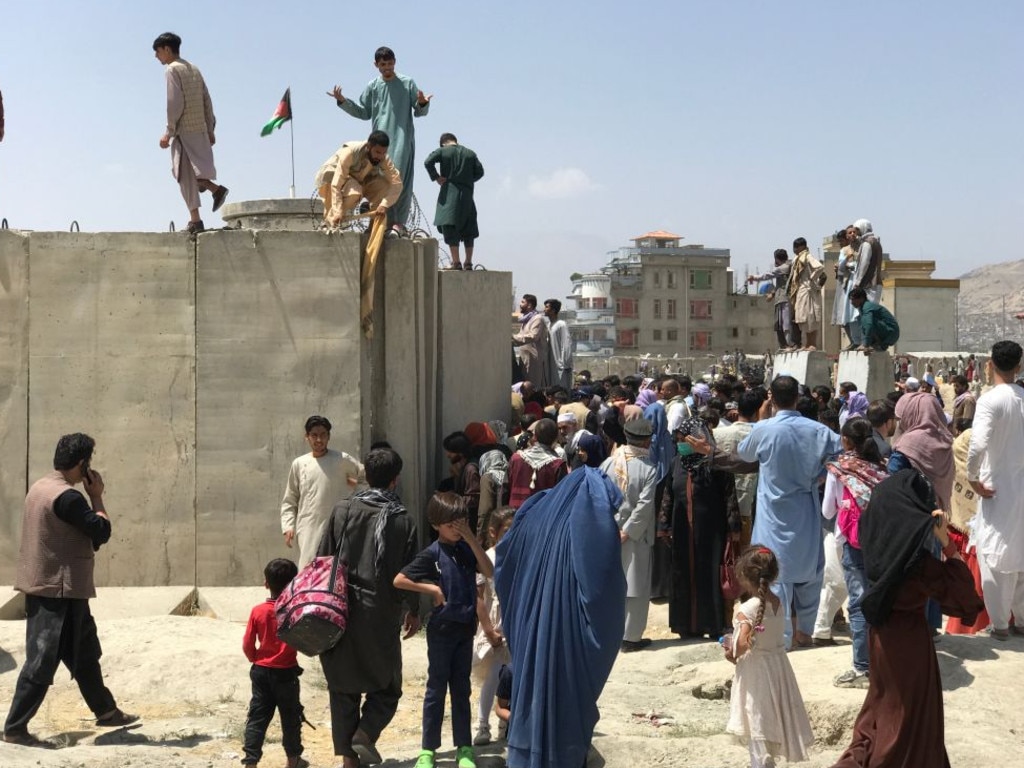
424;133;484;270
850;287;900;352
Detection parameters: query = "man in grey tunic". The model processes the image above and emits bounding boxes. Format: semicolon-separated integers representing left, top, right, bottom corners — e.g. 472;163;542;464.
600;418;658;651
316;448;420;768
153;32;229;234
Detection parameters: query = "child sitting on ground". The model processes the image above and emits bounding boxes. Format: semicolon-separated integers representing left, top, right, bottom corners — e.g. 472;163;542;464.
724;546;813;768
242;558;305;768
394;492;494;768
472;507;515;745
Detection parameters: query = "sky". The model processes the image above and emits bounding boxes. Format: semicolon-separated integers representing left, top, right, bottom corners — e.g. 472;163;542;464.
1;1;1021;306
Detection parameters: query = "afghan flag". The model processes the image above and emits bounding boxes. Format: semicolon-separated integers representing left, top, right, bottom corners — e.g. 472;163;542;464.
260;88;292;136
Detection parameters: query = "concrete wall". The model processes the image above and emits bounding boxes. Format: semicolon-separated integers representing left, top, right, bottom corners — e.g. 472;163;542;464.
771;350;832;391
27;232;197;587
883;284;959;353
0;229;509;585
0;231;29;576
836;351;894;403
194;231;364;585
436;271;514;483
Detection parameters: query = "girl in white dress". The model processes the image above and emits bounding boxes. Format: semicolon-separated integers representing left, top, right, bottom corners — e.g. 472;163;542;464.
724;546;814;767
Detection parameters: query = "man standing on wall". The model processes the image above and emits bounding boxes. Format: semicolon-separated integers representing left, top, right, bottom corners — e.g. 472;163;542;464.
787;237;825;351
750;249;797;351
424;133;483;270
328;46;430;234
4;433;138;746
544;299;573;390
153;32;229;235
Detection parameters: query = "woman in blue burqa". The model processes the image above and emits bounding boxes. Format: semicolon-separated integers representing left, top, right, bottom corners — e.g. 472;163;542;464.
495;467;626;768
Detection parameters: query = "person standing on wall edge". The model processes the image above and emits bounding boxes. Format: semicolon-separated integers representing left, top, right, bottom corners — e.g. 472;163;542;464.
154;32;229;235
327;46;430;236
4;433;138;747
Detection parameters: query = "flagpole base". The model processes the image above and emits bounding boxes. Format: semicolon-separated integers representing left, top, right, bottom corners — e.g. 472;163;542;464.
289;186;295;199
220;198;323;232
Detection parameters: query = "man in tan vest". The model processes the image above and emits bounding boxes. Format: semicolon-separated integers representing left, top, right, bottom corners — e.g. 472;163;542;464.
154;32;229;235
4;433;137;747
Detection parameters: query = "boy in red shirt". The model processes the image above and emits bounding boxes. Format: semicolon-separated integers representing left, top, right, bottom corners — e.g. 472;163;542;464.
242;558;305;768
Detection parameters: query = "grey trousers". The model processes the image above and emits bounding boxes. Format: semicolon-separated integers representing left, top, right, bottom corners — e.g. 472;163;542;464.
624;596;650;642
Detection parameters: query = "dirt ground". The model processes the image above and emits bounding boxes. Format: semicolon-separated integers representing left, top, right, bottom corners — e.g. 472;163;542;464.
1;601;1022;768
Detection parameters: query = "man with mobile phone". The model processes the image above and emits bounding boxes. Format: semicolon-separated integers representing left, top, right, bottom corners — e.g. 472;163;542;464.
4;433;138;747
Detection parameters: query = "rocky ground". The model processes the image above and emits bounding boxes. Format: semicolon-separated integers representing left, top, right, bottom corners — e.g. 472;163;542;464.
1;600;1021;768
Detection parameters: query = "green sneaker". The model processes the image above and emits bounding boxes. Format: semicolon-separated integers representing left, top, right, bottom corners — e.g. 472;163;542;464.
415;750;435;768
456;745;476;768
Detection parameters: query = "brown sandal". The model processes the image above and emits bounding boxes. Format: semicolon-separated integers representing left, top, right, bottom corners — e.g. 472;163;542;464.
96;708;140;727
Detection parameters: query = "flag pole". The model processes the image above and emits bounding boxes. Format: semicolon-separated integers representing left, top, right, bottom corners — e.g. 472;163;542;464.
289;111;296;199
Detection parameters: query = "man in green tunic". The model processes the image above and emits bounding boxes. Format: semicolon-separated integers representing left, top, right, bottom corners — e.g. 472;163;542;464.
327;47;430;232
424;134;484;270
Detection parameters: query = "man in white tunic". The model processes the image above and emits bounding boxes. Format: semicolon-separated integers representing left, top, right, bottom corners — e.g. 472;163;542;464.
153;32;229;234
281;415;364;569
600;418;658;651
966;340;1024;639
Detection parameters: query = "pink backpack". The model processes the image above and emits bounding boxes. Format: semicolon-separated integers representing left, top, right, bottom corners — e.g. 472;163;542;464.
836;487;865;549
274;554;349;656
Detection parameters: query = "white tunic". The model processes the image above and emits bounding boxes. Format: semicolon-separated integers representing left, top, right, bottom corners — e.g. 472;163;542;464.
966;383;1024;572
280;449;364;568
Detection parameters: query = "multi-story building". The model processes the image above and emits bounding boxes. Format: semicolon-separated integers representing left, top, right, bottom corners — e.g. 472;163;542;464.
566;272;615;356
568;231;774;356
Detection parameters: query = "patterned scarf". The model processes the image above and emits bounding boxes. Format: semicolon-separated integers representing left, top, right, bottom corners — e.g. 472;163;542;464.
825;452;889;512
352;487;407;578
609;444;649;495
675;416;713;473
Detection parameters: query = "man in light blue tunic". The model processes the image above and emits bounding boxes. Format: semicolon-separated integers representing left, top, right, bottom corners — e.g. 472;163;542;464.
737;375;841;649
327;46;430;230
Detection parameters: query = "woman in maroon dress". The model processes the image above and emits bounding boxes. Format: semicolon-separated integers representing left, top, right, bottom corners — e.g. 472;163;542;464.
832;469;984;768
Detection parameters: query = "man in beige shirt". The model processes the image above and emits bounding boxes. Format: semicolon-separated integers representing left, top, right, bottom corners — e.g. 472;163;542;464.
153;32;229;234
316;131;403;228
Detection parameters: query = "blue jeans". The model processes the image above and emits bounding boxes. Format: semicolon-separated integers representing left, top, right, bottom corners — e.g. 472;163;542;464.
842;543;869;673
422;619;474;750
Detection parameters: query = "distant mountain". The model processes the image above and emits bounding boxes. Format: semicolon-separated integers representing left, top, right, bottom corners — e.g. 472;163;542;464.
957;259;1024;348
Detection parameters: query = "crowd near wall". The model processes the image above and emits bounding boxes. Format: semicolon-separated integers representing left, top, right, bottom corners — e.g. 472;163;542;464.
0;229;511;587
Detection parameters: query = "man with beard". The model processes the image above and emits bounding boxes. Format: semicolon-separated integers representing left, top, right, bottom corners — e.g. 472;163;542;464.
4;433;138;746
316;130;403;229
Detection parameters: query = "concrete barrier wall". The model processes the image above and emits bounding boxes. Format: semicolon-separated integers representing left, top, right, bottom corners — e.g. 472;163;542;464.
436;271;513;483
24;232;198;587
0;229;510;586
194;231;364;585
0;231;30;580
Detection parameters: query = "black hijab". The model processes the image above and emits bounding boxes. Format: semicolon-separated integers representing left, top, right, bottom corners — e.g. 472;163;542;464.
860;468;938;626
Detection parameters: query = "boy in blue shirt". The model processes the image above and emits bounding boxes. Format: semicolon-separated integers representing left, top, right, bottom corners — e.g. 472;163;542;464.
394;492;493;768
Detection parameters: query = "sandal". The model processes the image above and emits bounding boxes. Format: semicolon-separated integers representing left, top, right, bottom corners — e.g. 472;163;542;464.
96;708;140;727
3;730;57;748
212;186;229;212
445;263;463;271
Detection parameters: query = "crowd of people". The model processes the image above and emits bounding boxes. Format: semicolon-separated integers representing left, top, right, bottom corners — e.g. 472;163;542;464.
5;338;1023;766
749;221;896;354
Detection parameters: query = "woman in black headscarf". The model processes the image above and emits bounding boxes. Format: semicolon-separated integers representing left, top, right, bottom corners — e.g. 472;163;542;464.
832;469;984;768
660;416;741;638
